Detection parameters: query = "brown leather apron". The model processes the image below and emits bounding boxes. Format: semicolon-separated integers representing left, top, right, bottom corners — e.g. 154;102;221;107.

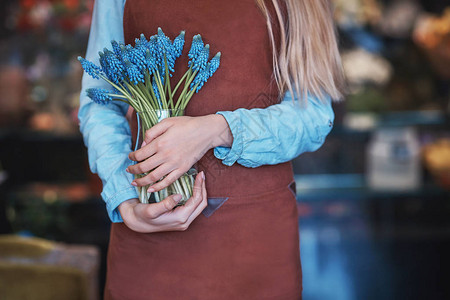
105;1;301;299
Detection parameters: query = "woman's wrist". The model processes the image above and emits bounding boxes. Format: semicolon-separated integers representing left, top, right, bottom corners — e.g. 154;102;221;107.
118;198;138;216
204;114;233;148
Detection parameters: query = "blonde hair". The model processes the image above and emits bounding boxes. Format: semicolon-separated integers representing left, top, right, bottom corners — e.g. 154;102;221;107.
255;0;345;103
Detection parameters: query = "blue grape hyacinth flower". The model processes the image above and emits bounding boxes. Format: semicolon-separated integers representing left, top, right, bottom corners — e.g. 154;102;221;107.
148;35;159;57
135;34;148;52
100;48;125;84
86;88;113;105
128;46;147;73
173;31;185;58
188;34;204;60
191;65;210;92
190;51;221;92
78;57;103;79
209;52;221;77
80;29;221;119
124;59;145;85
152;78;161;100
157;28;177;73
149;35;164;68
192;44;210;71
119;44;131;62
111;40;124;58
145;49;157;73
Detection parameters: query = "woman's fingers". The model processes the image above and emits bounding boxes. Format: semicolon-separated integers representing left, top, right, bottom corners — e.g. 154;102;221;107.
165;172;205;230
183;172;204;209
136;193;183;220
183;172;208;227
146;169;184;192
127;153;164;176
138;172;203;221
128;142;157;162
143;119;173;144
128;119;172;162
123;172;206;233
129;119;172;162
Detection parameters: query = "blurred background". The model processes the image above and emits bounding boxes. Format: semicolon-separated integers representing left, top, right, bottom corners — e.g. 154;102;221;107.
0;0;449;299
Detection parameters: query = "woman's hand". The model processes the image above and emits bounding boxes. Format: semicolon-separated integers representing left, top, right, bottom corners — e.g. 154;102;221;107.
127;114;232;192
118;172;207;233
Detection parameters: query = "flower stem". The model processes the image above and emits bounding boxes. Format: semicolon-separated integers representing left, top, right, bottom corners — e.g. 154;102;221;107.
164;55;174;109
154;69;167;109
175;69;198;110
172;67;191;98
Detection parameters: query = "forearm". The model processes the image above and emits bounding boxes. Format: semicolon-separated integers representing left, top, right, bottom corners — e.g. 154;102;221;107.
213;92;335;168
204;114;233;149
79;0;136;222
80;94;138;222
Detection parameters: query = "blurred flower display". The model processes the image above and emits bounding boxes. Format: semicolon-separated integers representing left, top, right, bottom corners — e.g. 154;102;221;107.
423;138;450;189
0;0;93;132
15;0;92;32
342;48;392;91
333;0;382;28
413;8;450;49
332;0;449;113
0;0;447;131
376;0;421;38
413;8;450;79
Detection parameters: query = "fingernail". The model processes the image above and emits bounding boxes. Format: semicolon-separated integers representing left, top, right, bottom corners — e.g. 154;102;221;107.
126;168;130;173
147;187;155;193
173;194;182;202
131;182;137;186
201;171;205;180
141;141;147;147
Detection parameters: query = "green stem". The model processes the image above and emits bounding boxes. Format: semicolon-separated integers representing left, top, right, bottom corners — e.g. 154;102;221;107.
184;83;199;105
125;83;158;124
172;179;185;200
165;63;174;109
110;94;129;100
148;70;164;110
178;81;199;110
130;83;152;111
139;111;158;131
172;67;191;97
175;69;198;110
126;87;143;112
98;74;134;103
148;82;159;109
138;82;157;109
154;69;167;109
184;175;193;197
113;99;131;105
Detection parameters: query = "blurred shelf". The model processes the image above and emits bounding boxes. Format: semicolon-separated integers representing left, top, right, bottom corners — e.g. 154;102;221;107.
295;173;449;201
379;110;448;127
0;171;7;185
0;128;82;142
0;129;88;184
333;110;449;135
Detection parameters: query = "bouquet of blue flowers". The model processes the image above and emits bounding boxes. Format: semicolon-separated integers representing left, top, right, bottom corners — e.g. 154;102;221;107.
79;28;221;204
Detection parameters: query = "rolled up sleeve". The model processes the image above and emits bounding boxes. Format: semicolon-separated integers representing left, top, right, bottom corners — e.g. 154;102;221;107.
78;0;137;222
213;92;335;168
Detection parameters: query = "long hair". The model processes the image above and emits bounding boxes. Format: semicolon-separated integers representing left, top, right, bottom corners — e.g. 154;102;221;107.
255;0;345;103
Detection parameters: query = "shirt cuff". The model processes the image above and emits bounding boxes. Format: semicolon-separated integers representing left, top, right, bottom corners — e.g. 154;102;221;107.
103;186;139;223
213;111;244;166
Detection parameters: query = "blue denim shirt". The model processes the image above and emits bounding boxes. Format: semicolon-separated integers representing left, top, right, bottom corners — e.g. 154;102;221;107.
79;0;335;222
